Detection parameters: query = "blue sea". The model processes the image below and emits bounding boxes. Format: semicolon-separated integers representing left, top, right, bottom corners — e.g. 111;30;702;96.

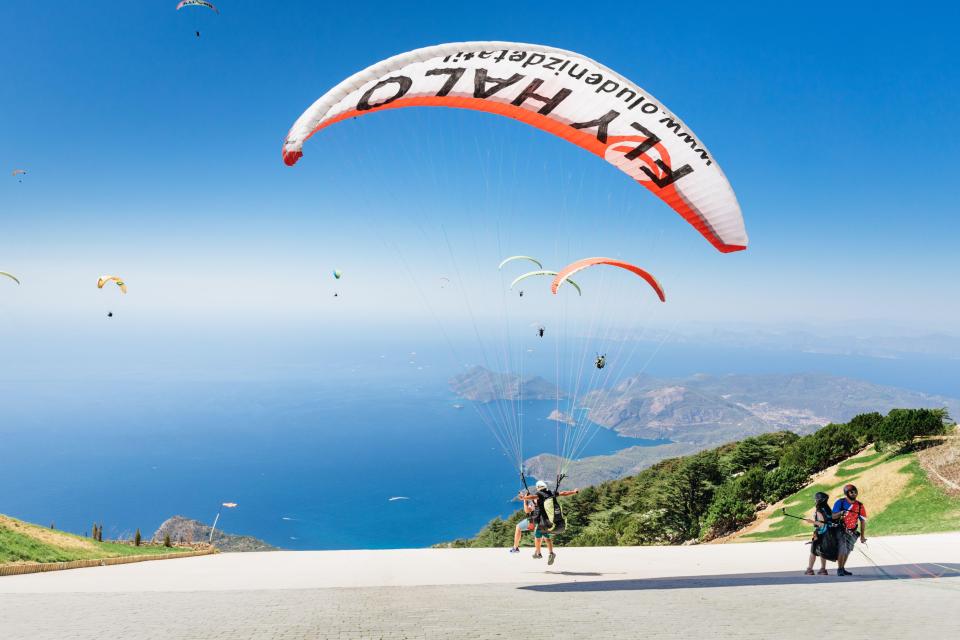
1;340;957;549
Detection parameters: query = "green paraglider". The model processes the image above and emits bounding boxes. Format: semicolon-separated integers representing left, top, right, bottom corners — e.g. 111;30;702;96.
510;270;582;296
498;256;543;270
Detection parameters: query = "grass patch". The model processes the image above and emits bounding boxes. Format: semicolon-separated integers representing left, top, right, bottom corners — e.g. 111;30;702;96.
835;451;887;477
869;459;960;536
840;450;885;466
836;453;889;478
1;516;193;565
744;484;831;541
742;447;960;542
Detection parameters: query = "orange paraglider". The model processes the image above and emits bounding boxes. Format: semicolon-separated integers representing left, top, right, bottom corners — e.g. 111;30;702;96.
551;257;665;302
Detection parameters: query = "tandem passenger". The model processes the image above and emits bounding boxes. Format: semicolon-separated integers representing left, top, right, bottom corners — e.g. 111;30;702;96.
805;491;837;575
510;490;536;553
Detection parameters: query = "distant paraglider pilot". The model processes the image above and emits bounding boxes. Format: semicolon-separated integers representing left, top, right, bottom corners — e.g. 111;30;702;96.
98;276;125;319
538;327;545;338
176;0;219;39
519;290;524;297
595;354;606;370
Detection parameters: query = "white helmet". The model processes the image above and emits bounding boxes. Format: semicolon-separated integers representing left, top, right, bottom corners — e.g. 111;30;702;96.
535;480;548;490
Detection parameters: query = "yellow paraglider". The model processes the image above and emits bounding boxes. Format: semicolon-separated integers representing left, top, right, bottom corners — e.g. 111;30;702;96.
97;275;127;294
0;271;20;285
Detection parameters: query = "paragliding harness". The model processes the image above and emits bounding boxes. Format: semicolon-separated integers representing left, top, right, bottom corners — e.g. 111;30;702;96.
781;507;841;562
836;499;865;533
833;499;866;556
521;471;566;535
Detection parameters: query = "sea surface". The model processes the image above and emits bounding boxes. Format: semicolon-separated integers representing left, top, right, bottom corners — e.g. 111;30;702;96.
1;341;957;550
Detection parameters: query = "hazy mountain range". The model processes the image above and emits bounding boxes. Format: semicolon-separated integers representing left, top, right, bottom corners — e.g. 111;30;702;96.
582;372;958;444
452;367;959;487
577;324;960;360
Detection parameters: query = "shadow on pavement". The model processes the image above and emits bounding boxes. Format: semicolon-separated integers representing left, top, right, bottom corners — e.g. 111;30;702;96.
520;570;626;577
519;563;960;592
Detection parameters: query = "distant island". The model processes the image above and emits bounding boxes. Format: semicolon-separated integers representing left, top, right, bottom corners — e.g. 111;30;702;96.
449;365;564;402
153;516;276;552
547;409;575;425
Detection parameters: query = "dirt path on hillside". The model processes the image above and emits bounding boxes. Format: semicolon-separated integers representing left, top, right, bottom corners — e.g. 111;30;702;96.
714;447;912;542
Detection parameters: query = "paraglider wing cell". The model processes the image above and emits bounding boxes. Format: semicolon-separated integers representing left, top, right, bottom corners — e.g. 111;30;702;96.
282;42;747;253
551;258;665;302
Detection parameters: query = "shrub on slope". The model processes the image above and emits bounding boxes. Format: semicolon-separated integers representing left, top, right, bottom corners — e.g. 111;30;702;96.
445;409;955;547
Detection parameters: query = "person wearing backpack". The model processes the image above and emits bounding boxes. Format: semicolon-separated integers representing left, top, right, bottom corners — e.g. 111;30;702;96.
832;484;868;576
518;479;579;565
805;492;837;575
509;490;537;553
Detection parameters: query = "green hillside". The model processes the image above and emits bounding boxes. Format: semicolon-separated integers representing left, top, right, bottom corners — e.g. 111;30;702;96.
1;515;195;565
739;442;960;541
441;408;958;548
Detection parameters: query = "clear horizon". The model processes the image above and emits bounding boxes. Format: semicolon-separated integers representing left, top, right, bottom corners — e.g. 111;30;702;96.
3;0;960;543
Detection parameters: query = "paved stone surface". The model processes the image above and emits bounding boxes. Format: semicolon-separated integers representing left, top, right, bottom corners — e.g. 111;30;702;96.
2;534;959;639
4;533;959;593
3;573;960;639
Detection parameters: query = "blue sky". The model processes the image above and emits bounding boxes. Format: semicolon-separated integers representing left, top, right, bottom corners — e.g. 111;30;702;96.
2;0;958;369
